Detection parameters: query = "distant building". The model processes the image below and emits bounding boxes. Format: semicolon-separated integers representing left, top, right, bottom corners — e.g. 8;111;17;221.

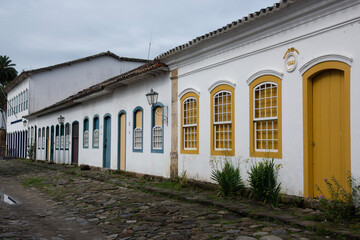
4;52;148;158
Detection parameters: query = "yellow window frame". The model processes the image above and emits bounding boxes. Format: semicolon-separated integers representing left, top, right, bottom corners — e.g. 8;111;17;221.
210;85;235;156
249;75;282;158
180;92;199;154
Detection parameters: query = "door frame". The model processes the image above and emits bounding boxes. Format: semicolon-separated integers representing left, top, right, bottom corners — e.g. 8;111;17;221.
72;121;79;165
46;127;49;160
103;114;111;168
302;60;351;197
118;110;126;171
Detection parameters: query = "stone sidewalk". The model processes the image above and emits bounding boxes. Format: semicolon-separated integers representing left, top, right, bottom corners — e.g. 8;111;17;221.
1;159;359;240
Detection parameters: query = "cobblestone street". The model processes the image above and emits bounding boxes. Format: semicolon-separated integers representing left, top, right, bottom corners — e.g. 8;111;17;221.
0;159;356;240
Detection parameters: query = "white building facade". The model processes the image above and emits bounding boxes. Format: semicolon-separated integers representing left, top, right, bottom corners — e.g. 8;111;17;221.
157;0;360;197
5;52;148;158
26;62;172;177
7;0;360;198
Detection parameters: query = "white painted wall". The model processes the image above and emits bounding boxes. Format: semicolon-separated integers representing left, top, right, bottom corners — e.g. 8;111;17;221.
29;72;172;177
6;79;29;133
30;56;144;113
168;0;360;196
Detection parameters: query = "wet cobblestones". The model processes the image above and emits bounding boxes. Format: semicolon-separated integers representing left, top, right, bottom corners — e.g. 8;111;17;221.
0;159;355;239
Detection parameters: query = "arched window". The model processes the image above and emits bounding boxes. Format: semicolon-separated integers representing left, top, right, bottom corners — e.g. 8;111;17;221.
249;75;282;158
152;104;163;153
55;125;59;150
93;116;99;148
60;124;65;150
25;89;28;110
83;118;89;148
210;84;235;156
38;128;41;149
42;127;45;149
65;123;70;150
133;107;143;152
181;92;199;154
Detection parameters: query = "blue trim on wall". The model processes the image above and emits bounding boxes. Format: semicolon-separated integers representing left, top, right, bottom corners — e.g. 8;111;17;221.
71;121;79;164
118;110;127;171
151;102;164;153
65;123;70;150
132;106;143;153
103;113;112;168
83;116;89;149
11;119;22;124
92;114;100;149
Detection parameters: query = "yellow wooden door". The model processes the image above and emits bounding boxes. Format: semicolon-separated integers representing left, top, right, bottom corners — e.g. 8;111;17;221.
312;69;346;197
120;114;126;171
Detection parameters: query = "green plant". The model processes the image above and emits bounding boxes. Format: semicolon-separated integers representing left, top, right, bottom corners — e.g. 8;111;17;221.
211;160;244;197
248;158;281;207
178;170;189;187
312;173;360;221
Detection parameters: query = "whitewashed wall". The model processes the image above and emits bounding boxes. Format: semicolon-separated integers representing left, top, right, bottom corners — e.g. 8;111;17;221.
170;0;360;196
6;79;29;133
30;72;172;177
30;56;145;113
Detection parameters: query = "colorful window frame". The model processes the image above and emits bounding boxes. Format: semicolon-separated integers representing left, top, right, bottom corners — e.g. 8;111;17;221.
83;117;89;149
180;92;199;154
151;103;164;153
210;84;235;156
133;107;143;152
249;75;282;158
93;115;99;148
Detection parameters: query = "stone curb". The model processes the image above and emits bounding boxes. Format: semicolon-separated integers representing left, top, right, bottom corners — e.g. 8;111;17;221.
133;185;360;240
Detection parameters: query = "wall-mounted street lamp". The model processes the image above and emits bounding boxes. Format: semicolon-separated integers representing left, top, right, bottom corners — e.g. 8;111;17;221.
57;115;65;125
146;89;168;126
146;89;159;106
22;118;28;127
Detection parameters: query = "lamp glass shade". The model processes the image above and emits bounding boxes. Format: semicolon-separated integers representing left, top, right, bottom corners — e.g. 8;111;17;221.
146;89;158;106
58;115;65;125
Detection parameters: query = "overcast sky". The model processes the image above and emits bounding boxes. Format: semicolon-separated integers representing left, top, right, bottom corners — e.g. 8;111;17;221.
1;0;276;73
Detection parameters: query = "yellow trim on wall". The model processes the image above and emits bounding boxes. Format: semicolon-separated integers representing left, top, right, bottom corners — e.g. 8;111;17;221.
302;61;351;198
180;92;199;154
210;84;235;156
249;75;282;159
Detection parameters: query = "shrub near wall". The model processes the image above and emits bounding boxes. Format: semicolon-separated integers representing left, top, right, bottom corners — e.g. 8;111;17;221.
248;159;282;207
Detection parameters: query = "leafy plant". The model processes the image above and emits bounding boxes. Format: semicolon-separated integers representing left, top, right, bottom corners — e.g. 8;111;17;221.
178;170;189;187
312;173;360;221
211;160;244;197
248;158;281;207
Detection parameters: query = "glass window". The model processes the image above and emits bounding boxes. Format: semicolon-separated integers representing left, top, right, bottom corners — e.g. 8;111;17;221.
83;118;89;148
38;128;41;149
152;105;163;152
182;96;198;152
55;125;59;150
93;116;99;148
210;85;235;156
133;108;143;152
249;76;282;158
60;124;65;150
42;127;45;149
65;123;70;150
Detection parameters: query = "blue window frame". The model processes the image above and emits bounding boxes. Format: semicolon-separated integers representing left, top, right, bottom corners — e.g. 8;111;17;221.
55;125;59;150
151;102;164;153
133;106;143;152
83;117;89;148
93;115;99;148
